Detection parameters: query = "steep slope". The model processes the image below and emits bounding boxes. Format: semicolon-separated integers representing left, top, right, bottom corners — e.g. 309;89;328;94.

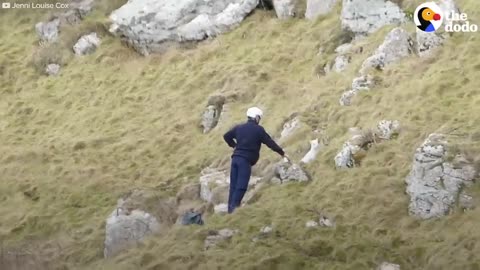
0;0;479;269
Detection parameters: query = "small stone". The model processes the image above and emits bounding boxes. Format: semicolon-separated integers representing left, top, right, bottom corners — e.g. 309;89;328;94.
73;32;100;55
306;220;319;228
260;225;273;234
377;262;400;270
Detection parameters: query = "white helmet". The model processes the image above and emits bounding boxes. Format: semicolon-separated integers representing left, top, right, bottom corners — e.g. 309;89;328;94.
246;107;263;119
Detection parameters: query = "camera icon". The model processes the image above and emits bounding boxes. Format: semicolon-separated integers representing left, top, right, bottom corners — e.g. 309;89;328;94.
2;2;11;8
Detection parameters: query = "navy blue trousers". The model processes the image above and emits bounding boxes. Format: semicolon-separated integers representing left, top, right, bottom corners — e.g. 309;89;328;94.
228;156;252;214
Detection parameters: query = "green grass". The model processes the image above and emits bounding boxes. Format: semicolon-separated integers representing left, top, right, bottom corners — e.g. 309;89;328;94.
0;0;480;269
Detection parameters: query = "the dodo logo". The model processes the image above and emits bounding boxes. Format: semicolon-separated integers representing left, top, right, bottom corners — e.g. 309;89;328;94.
414;2;443;32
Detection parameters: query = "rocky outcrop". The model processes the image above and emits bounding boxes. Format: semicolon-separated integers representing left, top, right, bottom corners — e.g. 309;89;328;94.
341;0;406;36
335;120;400;168
376;120;400;140
109;0;259;55
339;75;376;106
73;33;100;55
274;160;310;182
201;95;226;133
300;139;323;164
378;262;400;270
360;28;414;74
325;54;351;73
406;134;477;219
416;30;444;57
305;0;338;19
104;191;161;258
45;64;60;76
35;19;60;42
204;229;238;250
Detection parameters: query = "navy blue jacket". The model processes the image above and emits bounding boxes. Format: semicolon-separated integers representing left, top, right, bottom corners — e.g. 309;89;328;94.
223;119;285;165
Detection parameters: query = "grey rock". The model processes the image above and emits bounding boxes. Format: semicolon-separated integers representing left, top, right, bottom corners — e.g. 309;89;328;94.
204;229;237;250
459;192;475;210
332;55;351;72
341;0;406;36
339;75;376;106
104;203;160;258
305;0;338;20
273;0;296;19
406;134;477;219
274;161;310;182
376;120;400;140
335;43;353;54
109;0;258;55
378;262;400;270
360;28;414;74
334;142;360;168
201;95;226;133
319;215;335;227
35;19;60;42
45;64;60;76
416;30;444;57
260;225;273;234
73;32;100;55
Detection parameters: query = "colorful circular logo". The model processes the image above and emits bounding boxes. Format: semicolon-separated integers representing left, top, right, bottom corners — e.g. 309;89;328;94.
414;2;444;32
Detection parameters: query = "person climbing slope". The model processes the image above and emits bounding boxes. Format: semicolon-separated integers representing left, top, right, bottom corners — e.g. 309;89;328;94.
223;107;289;214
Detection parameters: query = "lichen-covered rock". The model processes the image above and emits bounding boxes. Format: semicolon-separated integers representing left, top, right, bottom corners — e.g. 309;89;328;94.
360;28;414;74
35;19;60;42
274;161;310;182
201;95;226;133
45;64;60;76
334;142;361;168
376;120;400;140
339;75;376;106
109;0;259;55
273;0;296;18
73;32;100;55
416;30;444;57
104;193;162;258
341;0;405;36
204;229;238;250
406;134;477;219
301;139;322;164
329;55;351;73
305;0;338;20
378;262;400;270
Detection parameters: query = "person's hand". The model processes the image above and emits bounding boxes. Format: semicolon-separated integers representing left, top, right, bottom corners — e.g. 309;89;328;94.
283;153;291;163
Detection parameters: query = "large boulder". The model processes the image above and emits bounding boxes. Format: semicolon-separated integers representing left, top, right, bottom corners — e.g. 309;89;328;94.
305;0;338;19
35;19;60;42
201;95;226;133
104;190;173;258
109;0;259;55
73;32;101;55
341;0;406;36
274;160;310;182
406;134;477;219
360;28;414;74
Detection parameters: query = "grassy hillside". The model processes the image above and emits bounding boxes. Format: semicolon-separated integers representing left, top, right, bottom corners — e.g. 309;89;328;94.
0;0;479;269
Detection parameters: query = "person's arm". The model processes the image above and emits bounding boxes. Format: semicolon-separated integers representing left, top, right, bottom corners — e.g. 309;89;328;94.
260;128;285;156
223;126;237;148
